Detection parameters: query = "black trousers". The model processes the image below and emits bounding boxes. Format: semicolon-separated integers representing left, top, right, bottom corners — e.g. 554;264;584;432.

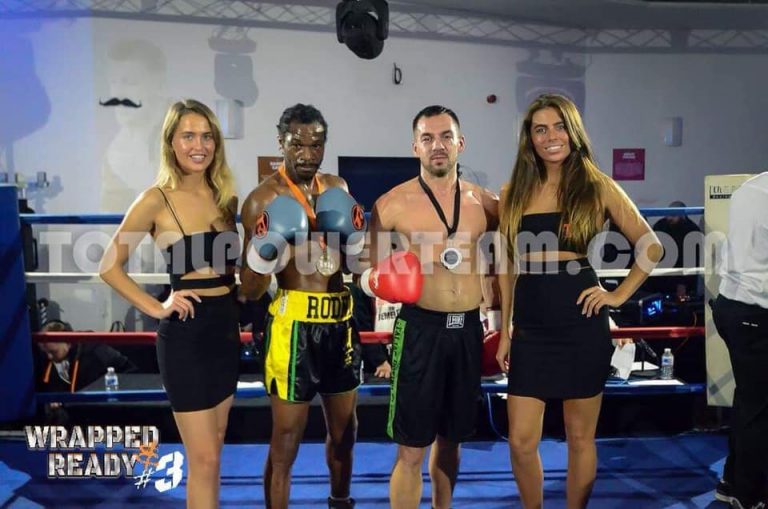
713;295;768;505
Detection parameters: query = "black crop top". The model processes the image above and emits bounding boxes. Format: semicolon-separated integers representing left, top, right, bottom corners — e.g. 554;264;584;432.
156;188;240;291
517;212;580;255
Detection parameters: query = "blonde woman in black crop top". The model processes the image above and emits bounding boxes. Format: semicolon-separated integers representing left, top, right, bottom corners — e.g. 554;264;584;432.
99;99;240;509
496;94;663;508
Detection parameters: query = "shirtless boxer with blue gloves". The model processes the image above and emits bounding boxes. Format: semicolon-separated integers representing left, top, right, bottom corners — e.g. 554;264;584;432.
240;104;366;509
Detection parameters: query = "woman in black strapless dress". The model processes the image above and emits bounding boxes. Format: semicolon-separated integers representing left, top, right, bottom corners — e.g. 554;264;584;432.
496;94;662;508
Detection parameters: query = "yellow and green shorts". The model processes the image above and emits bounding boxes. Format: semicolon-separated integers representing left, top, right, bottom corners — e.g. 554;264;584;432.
264;288;361;402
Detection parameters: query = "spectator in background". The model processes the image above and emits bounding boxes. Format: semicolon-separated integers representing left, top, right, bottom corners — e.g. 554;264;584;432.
654;201;701;254
651;200;703;299
35;319;137;426
346;282;391;379
36;320;137;393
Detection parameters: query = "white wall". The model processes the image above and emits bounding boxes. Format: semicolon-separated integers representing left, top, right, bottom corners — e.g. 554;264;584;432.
2;17;565;211
2;18;99;212
3;17;539;328
585;53;768;208
2;16;767;329
5;18;765;213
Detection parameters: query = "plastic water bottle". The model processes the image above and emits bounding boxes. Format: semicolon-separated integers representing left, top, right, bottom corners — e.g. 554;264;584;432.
660;348;674;380
104;367;119;391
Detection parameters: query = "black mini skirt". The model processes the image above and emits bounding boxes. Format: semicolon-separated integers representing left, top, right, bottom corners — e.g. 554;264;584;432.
157;292;240;412
507;258;613;400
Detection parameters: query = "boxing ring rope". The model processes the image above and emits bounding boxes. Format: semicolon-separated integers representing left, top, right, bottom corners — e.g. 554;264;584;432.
22;205;707;405
19;205;706;284
23;267;706;285
33;326;705;405
32;327;704;346
20;214;126;225
18;206;704;225
35;380;706;404
32;326;706;404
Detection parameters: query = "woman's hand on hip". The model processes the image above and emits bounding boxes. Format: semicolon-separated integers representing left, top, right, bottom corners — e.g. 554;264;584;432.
576;286;625;318
154;290;202;320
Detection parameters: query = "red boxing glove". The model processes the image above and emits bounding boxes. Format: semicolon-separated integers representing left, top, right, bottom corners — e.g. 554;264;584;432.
481;331;502;377
361;251;423;304
481;308;503;376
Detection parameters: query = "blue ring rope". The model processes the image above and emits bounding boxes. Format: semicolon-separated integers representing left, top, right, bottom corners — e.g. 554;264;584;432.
20;207;703;225
35;381;705;404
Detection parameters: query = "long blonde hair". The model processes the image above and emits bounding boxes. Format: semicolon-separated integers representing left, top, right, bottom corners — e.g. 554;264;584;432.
154;99;235;212
500;94;609;260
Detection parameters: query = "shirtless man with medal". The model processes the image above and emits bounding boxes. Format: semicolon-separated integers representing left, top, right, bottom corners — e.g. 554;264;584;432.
240;104;363;509
365;106;499;509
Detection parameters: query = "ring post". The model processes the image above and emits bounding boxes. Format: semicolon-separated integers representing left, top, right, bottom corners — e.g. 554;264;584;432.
0;185;35;421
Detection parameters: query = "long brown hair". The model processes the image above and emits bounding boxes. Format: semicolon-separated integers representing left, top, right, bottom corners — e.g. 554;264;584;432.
500;94;609;260
154;99;235;212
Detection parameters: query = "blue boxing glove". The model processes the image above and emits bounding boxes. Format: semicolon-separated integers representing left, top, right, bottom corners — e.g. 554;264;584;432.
315;187;367;255
246;195;308;274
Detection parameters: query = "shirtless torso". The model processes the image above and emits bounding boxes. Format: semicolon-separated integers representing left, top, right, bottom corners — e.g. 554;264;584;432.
377;108;500;509
371;176;498;311
240;170;348;296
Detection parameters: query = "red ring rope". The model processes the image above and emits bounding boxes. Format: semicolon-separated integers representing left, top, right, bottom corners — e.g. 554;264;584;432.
32;327;704;345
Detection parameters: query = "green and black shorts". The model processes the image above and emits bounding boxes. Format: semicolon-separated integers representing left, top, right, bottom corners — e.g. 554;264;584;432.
387;305;483;447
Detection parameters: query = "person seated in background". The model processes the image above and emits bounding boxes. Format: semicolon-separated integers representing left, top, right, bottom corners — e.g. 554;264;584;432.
36;319;137;394
346;282;391;380
35;320;138;426
650;200;703;300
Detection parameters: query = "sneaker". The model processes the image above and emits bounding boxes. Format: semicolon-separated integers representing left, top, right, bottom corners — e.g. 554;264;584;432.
717;479;735;504
327;497;355;509
730;497;766;509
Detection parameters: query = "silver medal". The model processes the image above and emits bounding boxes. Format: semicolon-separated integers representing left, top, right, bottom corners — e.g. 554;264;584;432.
418;174;464;271
316;248;338;277
440;247;462;271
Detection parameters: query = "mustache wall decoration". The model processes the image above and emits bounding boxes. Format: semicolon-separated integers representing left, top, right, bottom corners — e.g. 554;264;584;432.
99;98;142;108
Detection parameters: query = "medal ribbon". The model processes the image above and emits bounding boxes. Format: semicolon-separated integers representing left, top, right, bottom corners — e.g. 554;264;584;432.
278;163;329;254
278;163;325;230
418;174;461;237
